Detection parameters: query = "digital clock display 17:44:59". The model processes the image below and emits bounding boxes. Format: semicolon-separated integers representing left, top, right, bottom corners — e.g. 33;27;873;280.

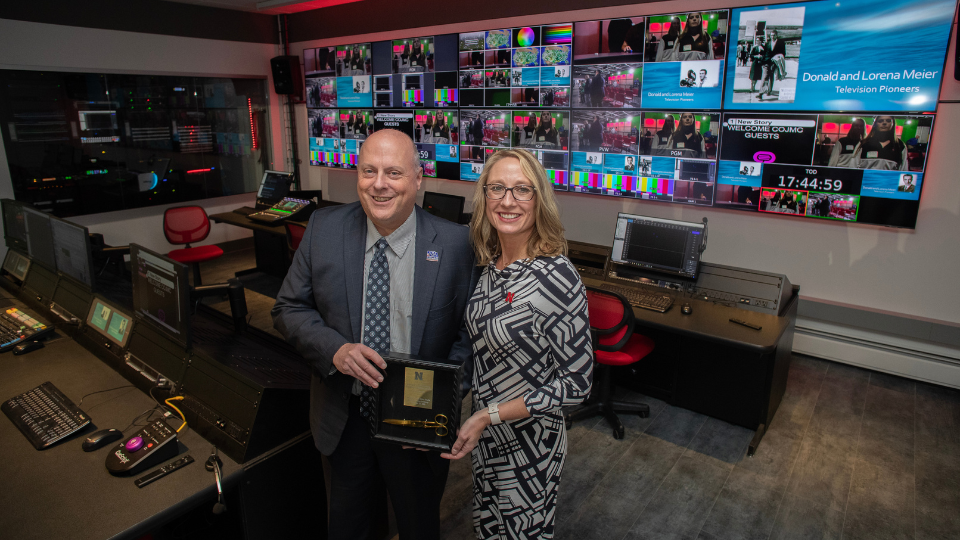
760;163;862;195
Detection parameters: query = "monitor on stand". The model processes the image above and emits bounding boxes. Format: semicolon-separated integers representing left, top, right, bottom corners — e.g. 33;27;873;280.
1;199;27;253
421;192;465;224
609;212;707;281
256;170;295;208
130;244;192;349
51;218;95;290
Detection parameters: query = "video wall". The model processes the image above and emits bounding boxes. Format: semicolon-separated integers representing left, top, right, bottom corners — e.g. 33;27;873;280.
302;0;956;228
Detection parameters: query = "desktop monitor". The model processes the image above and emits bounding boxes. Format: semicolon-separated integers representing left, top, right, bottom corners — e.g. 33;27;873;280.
1;199;27;252
2;249;30;281
422;192;465;224
50;218;94;289
86;297;133;349
22;206;56;271
130;243;191;349
610;212;706;279
257;170;295;202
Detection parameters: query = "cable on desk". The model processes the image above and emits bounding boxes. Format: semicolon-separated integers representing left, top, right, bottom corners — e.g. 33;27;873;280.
121;406;163;434
78;384;135;406
164;396;188;433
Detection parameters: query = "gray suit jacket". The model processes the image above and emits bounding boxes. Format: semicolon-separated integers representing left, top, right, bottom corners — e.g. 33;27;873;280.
271;202;476;455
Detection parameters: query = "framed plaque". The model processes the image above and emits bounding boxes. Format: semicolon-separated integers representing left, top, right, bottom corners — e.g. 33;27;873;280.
360;353;464;452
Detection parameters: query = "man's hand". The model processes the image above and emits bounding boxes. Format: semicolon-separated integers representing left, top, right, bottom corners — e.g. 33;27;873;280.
333;343;386;387
441;410;491;460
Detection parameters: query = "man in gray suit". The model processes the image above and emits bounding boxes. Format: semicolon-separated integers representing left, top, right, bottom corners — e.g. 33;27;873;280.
272;129;475;540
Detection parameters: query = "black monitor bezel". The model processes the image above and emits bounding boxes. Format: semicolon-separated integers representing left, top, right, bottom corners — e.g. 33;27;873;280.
21;205;57;272
1;248;30;282
129;243;192;350
257;170;295;201
610;211;706;280
86;295;134;349
1;199;27;253
422;191;465;223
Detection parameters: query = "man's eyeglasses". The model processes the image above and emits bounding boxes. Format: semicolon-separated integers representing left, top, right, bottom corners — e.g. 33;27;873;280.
483;184;536;201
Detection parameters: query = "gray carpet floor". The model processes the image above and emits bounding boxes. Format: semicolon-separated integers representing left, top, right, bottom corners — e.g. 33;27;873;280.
201;241;960;540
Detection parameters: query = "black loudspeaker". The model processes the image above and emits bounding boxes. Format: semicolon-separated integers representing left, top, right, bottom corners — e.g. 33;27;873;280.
271;55;303;100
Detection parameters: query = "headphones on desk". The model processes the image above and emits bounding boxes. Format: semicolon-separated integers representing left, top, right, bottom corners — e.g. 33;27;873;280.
205;446;227;515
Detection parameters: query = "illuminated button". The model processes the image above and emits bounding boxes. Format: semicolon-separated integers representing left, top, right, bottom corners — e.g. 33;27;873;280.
125;436;144;452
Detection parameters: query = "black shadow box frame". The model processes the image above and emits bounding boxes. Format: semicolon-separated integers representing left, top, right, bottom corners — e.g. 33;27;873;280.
360;353;463;452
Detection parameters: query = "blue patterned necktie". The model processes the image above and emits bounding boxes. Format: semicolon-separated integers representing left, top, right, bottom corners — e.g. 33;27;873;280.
359;238;390;415
363;238;391;354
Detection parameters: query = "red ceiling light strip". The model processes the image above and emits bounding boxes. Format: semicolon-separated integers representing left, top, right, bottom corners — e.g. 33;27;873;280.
187;168;212;174
248;98;258;150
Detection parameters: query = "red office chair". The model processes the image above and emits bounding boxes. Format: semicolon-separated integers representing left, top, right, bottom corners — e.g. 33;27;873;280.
164;206;223;286
284;222;307;261
565;286;654;439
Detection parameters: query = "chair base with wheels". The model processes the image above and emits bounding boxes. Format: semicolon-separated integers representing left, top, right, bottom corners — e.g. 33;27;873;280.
565;334;654;439
565;287;655;439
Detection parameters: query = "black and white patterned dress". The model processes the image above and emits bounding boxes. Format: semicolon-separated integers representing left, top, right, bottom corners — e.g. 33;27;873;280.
466;256;594;540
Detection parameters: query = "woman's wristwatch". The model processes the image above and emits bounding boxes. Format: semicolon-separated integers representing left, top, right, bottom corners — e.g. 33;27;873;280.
487;403;502;425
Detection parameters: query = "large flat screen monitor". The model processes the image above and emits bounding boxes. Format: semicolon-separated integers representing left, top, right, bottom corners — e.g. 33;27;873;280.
371;34;459;108
458;24;573;108
372;110;461;179
303;42;373;108
716;112;932;227
723;0;955;112
569;110;718;204
610;212;706;279
50;217;94;289
22;206;56;271
130;243;191;349
459;109;570;189
1;199;27;252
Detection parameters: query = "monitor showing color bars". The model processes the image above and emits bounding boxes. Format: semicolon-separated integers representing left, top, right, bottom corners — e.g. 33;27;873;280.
313;151;359;167
435;88;457;104
571;171;603;189
635;177;673;196
545;169;568;187
403;90;423;105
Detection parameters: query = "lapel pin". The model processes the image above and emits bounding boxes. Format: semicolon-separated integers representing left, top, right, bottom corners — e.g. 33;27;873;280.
426;250;439;262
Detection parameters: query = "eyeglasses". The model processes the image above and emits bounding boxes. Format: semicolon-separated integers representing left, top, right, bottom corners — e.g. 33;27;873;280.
483;184;536;201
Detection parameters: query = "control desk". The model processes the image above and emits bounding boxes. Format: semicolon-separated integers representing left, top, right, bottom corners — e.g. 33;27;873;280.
569;237;797;456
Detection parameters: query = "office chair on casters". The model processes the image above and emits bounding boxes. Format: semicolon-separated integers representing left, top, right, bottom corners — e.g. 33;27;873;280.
565;286;653;439
284;222;307;261
164;206;223;286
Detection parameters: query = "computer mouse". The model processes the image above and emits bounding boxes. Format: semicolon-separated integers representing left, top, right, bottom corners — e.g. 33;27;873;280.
681;303;693;315
13;341;43;355
82;428;123;452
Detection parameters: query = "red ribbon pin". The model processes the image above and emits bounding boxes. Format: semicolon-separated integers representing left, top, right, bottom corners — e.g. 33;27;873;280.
506;292;514;304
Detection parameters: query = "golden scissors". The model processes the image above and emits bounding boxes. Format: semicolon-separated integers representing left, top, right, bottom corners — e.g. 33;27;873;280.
382;414;449;436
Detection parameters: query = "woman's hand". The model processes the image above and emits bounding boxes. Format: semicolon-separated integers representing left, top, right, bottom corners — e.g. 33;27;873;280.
441;410;491;460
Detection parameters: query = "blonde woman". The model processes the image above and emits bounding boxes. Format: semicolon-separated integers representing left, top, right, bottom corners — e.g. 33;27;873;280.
441;149;593;539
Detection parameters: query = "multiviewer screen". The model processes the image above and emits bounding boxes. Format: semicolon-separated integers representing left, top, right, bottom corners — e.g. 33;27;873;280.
610;212;705;279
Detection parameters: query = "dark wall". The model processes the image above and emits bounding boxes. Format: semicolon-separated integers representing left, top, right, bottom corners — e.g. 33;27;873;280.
288;0;656;42
0;0;278;44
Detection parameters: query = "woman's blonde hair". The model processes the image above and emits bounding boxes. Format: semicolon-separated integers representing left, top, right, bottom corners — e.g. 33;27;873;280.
470;149;567;266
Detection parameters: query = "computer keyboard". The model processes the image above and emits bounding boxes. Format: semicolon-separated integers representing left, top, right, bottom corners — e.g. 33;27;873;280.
0;307;52;352
599;283;675;313
2;381;90;450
